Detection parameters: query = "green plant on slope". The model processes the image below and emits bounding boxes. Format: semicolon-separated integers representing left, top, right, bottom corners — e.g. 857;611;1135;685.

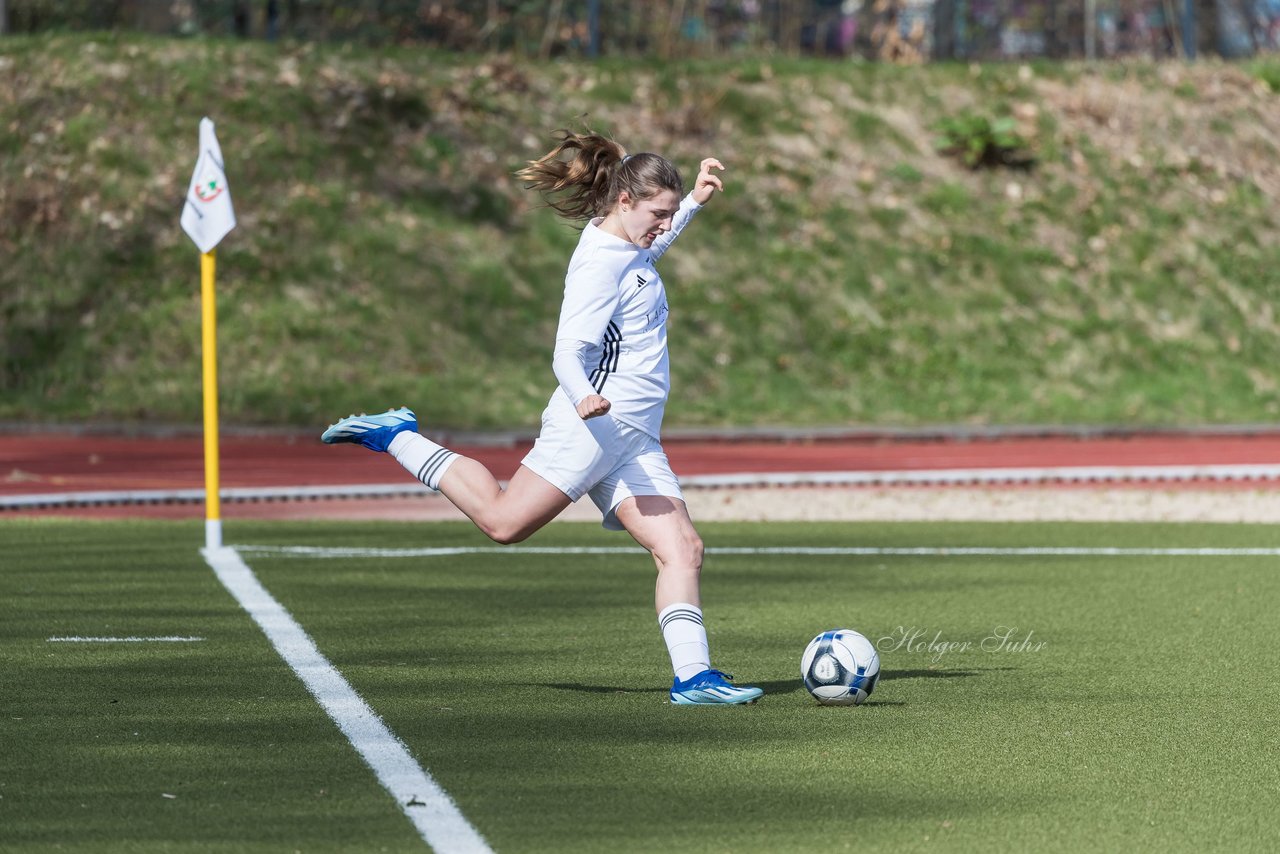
932;111;1034;169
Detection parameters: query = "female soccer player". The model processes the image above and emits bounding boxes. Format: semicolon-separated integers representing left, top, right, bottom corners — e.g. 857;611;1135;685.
322;131;761;705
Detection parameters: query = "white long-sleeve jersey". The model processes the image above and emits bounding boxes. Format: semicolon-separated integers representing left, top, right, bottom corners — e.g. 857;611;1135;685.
548;193;703;439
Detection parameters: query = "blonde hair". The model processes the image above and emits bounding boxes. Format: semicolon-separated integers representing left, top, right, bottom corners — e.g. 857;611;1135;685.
517;130;683;221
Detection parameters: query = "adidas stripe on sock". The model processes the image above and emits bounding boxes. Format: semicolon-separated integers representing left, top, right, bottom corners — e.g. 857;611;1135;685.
659;603;711;682
388;431;458;491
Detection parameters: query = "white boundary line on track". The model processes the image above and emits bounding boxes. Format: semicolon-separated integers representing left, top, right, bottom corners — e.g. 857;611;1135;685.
8;461;1280;509
47;635;206;643
201;546;492;854
231;544;1280;558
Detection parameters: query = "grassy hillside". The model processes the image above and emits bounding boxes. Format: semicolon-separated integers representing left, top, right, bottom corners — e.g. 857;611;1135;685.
3;33;1279;431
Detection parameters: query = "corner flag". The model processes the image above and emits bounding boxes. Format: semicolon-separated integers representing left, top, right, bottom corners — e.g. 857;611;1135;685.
181;118;236;252
181;117;236;551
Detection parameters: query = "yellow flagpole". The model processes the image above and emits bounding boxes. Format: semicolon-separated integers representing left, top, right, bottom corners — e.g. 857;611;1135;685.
201;249;222;550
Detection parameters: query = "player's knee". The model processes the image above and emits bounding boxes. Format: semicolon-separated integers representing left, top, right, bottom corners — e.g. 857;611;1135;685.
481;519;534;545
688;534;704;571
658;533;703;574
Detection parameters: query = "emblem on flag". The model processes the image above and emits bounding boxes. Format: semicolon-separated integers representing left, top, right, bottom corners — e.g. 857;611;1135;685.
194;175;225;203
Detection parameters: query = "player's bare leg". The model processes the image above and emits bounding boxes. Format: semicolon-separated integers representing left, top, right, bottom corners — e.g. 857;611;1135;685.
614;495;703;614
438;462;571;544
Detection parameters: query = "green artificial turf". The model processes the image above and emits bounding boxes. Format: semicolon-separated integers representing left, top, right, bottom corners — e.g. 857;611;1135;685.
3;518;1279;852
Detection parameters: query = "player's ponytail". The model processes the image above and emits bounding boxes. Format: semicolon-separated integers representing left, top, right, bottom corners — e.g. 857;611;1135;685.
518;130;683;221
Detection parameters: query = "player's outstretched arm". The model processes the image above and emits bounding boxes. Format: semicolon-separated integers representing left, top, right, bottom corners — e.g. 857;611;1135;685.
651;158;725;259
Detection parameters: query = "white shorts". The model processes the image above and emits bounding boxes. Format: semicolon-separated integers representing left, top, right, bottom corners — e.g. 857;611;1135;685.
521;398;683;531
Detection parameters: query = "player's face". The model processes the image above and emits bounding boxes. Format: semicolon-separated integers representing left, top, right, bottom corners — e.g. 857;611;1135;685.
617;189;680;248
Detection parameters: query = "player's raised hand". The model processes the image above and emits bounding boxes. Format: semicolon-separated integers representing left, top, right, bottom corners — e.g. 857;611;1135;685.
691;158;725;205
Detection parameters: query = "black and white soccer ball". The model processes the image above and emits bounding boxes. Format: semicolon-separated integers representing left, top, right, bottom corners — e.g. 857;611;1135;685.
802;629;881;705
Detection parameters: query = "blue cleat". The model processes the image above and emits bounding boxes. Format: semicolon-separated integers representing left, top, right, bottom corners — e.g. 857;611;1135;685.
670;669;763;705
320;407;417;453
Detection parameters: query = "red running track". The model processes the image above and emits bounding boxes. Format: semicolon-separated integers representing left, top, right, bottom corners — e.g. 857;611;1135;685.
7;431;1280;497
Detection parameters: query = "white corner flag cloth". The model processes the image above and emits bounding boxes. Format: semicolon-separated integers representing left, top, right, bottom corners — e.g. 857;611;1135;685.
180;117;236;253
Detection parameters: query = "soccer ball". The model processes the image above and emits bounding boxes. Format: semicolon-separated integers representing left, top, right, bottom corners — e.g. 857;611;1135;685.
802;629;881;706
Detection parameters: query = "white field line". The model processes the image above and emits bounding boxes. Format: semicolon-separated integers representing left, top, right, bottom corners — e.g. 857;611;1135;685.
201;546;492;854
231;544;1280;559
8;461;1280;508
47;635;205;643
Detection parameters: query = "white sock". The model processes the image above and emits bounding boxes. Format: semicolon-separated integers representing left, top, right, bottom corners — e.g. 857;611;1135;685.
659;603;711;682
387;431;458;491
